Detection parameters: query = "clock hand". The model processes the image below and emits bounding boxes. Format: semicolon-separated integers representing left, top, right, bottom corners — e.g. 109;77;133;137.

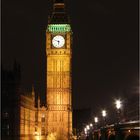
54;39;60;45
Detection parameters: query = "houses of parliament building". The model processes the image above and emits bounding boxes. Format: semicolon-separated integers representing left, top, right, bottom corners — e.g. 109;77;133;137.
2;0;73;140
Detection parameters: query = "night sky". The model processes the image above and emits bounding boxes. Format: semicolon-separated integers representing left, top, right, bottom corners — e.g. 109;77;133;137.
2;0;139;112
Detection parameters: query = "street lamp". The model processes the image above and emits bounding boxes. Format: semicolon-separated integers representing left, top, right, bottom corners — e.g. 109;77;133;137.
102;110;107;117
94;117;98;130
102;110;107;126
84;125;90;137
86;125;90;130
115;99;122;122
115;99;122;109
94;117;98;123
84;127;88;137
90;123;93;127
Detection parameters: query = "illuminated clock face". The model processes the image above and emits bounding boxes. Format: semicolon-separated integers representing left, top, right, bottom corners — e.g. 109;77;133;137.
52;35;65;48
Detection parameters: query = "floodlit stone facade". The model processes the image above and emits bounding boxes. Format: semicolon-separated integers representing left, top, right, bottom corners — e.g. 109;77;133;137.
45;1;73;139
19;93;36;137
46;30;72;139
19;89;46;139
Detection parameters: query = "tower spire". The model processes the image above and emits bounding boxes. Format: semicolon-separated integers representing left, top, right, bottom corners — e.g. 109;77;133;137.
49;0;69;24
53;0;65;12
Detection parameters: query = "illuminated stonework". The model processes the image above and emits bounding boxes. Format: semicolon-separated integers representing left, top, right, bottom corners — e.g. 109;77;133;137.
46;24;72;140
19;89;46;140
20;95;36;136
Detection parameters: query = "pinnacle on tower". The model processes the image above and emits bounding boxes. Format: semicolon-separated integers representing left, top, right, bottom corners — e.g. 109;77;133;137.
31;85;35;99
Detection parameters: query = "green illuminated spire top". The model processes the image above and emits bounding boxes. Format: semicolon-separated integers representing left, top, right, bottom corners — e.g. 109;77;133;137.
48;0;70;24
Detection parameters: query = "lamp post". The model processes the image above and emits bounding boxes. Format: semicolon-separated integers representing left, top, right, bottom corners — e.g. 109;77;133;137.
114;99;123;140
102;110;107;126
102;110;107;117
84;125;90;139
94;117;98;123
94;117;98;130
115;99;122;123
86;125;90;130
84;128;87;134
93;117;99;140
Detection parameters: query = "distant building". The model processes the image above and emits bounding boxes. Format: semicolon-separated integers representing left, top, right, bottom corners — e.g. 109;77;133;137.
2;64;44;139
2;63;21;138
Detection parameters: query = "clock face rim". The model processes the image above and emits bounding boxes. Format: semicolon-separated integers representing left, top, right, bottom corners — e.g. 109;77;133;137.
52;35;65;48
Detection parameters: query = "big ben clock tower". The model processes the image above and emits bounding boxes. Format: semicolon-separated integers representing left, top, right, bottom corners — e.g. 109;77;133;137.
46;0;72;139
